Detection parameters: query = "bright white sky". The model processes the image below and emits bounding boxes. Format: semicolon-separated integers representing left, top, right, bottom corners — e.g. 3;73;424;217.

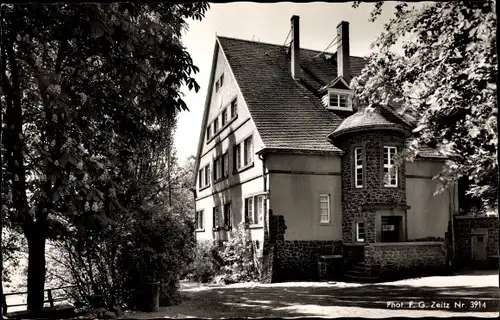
174;1;420;163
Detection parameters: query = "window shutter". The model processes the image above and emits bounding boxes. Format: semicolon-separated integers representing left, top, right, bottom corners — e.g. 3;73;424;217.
213;207;219;228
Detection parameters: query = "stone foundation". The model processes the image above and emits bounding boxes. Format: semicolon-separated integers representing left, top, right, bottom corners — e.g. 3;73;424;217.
274;240;343;281
365;242;447;280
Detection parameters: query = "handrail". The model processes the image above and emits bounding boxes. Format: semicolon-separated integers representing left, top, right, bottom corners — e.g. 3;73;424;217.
3;285;76;314
3;285;76;297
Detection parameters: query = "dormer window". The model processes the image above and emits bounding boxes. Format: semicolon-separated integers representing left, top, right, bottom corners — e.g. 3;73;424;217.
324;88;353;111
330;92;349;108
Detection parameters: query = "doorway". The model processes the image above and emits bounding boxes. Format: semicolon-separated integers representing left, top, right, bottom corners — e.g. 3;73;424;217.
381;216;402;242
471;232;488;263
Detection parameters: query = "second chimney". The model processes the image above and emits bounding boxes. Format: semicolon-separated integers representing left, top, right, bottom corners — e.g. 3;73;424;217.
336;21;350;82
290;15;300;80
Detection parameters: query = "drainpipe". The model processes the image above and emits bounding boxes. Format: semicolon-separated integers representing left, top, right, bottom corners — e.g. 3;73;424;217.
258;152;268;194
258;152;270;235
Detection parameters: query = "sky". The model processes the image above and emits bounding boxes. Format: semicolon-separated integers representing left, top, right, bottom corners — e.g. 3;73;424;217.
174;1;412;164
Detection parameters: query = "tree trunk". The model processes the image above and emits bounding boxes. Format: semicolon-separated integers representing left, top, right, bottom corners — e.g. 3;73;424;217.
26;230;47;311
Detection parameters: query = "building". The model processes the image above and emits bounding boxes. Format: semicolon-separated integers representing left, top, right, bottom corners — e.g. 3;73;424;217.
193;16;459;282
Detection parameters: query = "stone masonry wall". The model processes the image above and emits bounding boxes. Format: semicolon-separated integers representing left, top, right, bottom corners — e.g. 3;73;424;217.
275;240;343;281
453;216;499;267
266;214;344;281
364;242;447;279
338;131;407;243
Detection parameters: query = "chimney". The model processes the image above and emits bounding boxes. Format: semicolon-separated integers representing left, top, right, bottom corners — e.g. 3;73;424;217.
290;15;300;80
336;21;350;82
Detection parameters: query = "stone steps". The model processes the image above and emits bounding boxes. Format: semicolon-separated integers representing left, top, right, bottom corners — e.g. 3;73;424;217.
343;273;379;282
343;261;380;282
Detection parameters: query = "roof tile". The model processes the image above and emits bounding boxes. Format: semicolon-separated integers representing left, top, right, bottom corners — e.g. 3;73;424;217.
217;36;443;158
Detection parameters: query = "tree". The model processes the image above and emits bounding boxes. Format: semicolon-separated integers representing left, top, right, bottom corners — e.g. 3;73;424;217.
1;3;208;310
170;155;197;220
352;1;497;211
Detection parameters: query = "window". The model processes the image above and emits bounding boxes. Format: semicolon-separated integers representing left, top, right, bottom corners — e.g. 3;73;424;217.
199;164;210;189
223;203;231;229
329;92;350;108
319;194;330;224
245;194;266;226
213;207;220;229
215;73;224;93
223;153;229;177
354;147;363;188
383;146;398;187
230;98;238;118
222;108;228;126
206;124;212;140
195;210;204;230
356;222;365;242
234;144;241;171
245;197;253;224
234;136;253;172
204;165;210;187
243;136;253;166
213;157;221;181
213;152;229;181
213;118;219;134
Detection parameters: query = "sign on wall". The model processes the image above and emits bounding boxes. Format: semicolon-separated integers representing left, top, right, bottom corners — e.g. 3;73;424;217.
382;225;395;231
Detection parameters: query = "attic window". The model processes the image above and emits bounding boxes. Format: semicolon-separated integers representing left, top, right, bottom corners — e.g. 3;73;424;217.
215;73;224;93
329;92;350;108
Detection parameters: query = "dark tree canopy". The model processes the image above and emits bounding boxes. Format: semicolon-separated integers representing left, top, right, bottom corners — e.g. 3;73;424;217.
352;1;497;211
1;2;209;310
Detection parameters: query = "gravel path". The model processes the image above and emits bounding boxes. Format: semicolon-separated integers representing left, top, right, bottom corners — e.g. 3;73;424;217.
125;270;499;319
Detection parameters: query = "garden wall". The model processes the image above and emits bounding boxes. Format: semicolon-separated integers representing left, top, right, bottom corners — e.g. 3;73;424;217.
364;242;447;279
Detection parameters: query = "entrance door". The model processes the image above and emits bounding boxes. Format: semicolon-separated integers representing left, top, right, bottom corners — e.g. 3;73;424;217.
381;216;401;242
472;234;487;262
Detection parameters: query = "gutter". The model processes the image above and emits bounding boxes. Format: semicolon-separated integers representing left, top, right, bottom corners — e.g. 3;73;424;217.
257;147;343;157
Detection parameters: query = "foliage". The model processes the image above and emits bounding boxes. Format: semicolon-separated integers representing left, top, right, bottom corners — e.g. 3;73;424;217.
1;2;209;309
217;223;260;284
170;155;197;221
187;241;222;283
1;228;26;284
48;206;193;311
187;224;261;285
352;1;497;210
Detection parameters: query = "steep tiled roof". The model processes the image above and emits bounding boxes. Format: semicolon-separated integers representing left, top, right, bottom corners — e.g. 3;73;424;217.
217;36;443;158
218;36;366;153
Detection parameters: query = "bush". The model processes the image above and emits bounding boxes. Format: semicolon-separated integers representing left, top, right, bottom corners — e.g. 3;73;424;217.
218;223;260;284
188;223;261;285
52;207;193;311
187;241;222;283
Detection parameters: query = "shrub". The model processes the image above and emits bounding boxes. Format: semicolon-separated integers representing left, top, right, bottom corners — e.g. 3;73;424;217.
51;207;193;311
217;223;260;284
187;241;222;283
188;223;261;284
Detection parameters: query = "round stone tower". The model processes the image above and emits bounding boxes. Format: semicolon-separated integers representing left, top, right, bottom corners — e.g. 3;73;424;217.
329;108;411;244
